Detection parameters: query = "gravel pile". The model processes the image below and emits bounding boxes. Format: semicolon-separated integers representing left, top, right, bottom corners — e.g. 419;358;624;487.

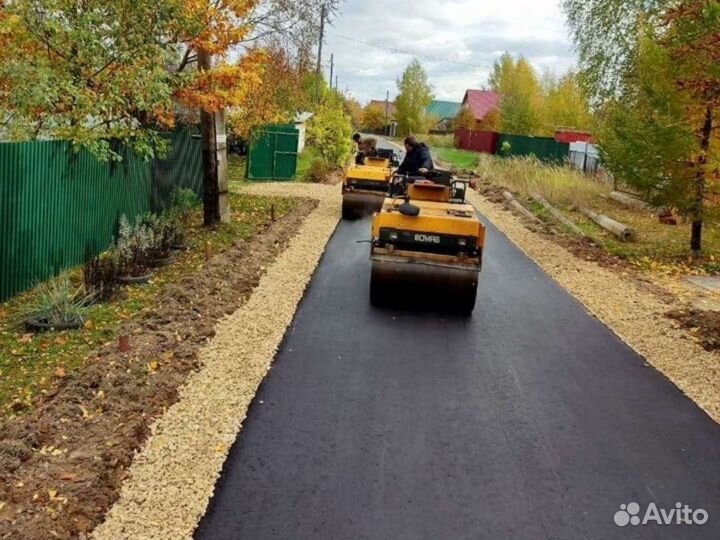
467;190;720;423
92;183;340;540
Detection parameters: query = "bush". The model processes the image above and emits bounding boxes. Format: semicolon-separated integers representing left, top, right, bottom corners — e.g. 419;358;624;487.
305;158;330;183
163;188;199;249
306;101;353;168
169;188;200;221
139;213;176;260
116;214;153;276
83;251;122;302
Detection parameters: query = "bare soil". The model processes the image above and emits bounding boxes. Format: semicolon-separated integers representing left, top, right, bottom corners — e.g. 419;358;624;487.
0;199;317;540
667;309;720;352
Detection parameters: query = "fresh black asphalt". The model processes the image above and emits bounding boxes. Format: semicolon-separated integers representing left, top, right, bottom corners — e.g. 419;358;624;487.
195;212;720;540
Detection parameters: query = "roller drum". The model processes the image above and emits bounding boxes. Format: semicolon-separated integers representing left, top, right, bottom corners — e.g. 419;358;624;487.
370;258;478;315
342;193;384;220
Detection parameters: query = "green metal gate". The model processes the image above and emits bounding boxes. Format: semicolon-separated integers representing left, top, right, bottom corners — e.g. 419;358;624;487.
246;124;299;181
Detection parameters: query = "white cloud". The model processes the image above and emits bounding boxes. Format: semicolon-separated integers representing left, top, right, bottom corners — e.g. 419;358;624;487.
325;0;576;103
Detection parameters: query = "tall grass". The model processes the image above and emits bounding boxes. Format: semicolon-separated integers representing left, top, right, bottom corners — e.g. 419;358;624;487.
424;134;455;148
476;154;610;208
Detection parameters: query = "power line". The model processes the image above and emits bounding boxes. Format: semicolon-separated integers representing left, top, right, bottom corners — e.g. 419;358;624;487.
328;31;493;70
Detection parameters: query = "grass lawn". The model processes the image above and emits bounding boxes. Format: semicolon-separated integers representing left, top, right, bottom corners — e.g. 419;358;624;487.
0;193;297;416
432;146;482;171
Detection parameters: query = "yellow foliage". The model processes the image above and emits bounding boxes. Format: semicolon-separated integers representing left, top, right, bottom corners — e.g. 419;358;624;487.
177;50;266;112
225;47;307;138
180;0;259;54
361;104;386;131
454;106;476;130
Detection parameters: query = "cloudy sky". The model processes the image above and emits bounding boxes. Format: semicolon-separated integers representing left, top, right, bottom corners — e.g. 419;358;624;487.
324;0;577;104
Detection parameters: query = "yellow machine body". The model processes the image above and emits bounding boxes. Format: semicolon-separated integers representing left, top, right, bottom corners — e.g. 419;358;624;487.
369;181;485;314
341;158;394;219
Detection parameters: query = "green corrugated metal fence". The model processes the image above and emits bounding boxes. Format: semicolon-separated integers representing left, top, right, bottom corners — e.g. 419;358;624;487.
497;134;570;162
0;129;202;302
246;124;299;181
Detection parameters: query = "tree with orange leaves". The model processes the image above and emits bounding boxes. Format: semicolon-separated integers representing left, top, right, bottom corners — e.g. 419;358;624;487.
0;0;333;158
225;46;308;140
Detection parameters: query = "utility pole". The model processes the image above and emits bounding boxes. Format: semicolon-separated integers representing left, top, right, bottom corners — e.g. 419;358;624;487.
316;4;326;75
315;4;326;103
385;90;390;136
198;48;229;226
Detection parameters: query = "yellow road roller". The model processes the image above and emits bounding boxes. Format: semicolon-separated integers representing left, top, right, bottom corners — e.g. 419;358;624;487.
369;171;485;314
341;150;397;219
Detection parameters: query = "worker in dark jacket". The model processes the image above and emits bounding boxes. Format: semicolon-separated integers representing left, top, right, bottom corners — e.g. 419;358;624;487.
396;136;434;176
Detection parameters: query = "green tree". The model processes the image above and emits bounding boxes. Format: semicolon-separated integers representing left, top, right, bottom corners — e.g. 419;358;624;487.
600;4;719;256
343;97;364;130
562;0;674;104
541;73;595;134
489;54;542;135
306;90;353;167
599;34;697;211
661;0;720;254
394;60;433;136
0;0;337;158
454;106;477;130
361;104;387;132
0;0;188;158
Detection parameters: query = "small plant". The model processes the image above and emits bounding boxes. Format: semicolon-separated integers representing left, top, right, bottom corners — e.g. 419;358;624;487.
117;214;153;277
169;188;200;223
140;213;173;260
164;188;200;249
83;251;122;301
22;276;92;330
500;141;512;156
305;157;330;183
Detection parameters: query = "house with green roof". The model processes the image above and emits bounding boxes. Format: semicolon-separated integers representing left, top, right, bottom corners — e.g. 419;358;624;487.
425;100;462;133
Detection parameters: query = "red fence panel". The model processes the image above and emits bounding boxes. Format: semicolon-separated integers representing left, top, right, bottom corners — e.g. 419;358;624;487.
454;129;499;154
555;130;593;144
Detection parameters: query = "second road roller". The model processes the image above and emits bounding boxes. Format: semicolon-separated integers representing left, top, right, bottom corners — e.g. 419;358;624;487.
341;148;398;220
369;170;485;315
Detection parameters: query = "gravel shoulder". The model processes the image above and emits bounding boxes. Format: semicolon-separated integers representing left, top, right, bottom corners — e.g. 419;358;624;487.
466;189;720;423
92;183;340;540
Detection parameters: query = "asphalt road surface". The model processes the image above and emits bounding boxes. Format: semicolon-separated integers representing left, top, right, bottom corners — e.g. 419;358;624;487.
195;206;720;539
